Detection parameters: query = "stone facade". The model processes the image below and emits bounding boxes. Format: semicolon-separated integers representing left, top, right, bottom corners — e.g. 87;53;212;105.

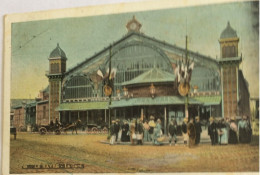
13;106;26;131
36;101;49;125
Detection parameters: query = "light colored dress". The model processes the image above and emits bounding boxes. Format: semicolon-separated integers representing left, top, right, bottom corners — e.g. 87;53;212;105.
153;123;162;145
218;127;228;144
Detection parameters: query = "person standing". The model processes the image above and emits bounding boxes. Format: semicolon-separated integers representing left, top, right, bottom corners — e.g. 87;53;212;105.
238;115;251;143
182;117;188;146
143;120;150;142
194;116;202;145
187;118;196;147
110;120;116;145
148;116;156;142
121;120;130;142
228;117;238;144
136;119;144;145
114;119;120;142
130;119;136;145
153;119;162;145
208;117;218;145
168;119;178;146
218;118;228;145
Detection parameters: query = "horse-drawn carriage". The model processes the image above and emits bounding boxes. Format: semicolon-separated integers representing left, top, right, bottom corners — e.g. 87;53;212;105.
39;119;108;135
84;123;108;133
39;123;62;135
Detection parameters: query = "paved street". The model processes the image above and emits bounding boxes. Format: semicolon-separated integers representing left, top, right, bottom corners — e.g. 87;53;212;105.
10;132;259;174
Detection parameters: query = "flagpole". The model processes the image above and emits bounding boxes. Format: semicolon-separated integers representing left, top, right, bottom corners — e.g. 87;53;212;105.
108;45;112;136
185;35;189;119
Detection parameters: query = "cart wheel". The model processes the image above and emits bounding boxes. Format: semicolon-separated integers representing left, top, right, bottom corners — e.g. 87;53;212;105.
92;127;98;133
39;127;47;135
102;127;108;133
55;129;61;135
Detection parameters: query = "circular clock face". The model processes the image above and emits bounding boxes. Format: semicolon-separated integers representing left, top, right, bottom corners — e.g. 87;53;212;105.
130;22;137;30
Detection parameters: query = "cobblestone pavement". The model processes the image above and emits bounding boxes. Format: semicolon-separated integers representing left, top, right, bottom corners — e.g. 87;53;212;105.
10;132;259;174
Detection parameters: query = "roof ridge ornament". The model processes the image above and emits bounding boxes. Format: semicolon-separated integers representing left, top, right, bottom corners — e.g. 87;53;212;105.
126;15;142;33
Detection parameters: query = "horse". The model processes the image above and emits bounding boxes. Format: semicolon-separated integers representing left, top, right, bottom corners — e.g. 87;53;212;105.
63;119;82;134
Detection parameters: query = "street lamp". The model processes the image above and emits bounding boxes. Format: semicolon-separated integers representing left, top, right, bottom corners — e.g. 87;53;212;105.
116;89;121;98
123;86;128;98
150;83;156;98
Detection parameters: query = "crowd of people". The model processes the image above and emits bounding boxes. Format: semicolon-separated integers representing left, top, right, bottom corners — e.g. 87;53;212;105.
109;115;252;147
208;115;252;145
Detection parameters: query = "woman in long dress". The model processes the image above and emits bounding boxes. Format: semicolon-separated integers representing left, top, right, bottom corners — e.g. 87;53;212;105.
218;119;228;145
228;117;238;144
121;120;130;142
153;119;162;145
238;115;251;143
130;119;136;145
148;116;156;142
143;120;150;142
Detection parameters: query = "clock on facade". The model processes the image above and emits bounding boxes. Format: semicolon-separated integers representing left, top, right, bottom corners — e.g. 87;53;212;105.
126;16;142;32
130;22;137;30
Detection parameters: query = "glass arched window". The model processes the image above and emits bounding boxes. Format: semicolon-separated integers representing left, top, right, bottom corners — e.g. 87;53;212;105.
63;76;93;99
105;44;173;93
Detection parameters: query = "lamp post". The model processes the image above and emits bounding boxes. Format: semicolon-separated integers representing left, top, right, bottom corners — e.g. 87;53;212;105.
116;89;121;99
150;83;156;98
123;86;128;98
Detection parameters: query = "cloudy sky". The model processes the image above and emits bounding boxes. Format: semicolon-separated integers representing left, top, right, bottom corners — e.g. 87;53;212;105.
11;1;259;99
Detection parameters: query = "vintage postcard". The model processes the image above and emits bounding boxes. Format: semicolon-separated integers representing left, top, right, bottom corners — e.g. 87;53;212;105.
2;0;259;174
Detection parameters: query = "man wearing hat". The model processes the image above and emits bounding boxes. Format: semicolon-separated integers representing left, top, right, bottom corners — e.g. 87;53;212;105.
168;119;178;146
148;116;156;142
208;117;218;145
114;119;120;142
187;118;196;147
136;119;144;145
182;117;188;146
110;120;116;145
121;120;130;142
194;116;202;145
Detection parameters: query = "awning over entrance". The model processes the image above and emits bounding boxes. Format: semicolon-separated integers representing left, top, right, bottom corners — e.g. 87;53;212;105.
193;95;221;106
110;96;202;108
56;101;109;111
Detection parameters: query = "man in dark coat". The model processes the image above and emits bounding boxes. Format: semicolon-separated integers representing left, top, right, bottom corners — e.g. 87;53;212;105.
114;119;120;142
168;119;178;146
121;120;130;142
182;118;188;146
194;116;202;145
228;117;238;144
238;115;252;143
187;118;196;147
208;117;218;145
136;119;144;145
110;120;116;145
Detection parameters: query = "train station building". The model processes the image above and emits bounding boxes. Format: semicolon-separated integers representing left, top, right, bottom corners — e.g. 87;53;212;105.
12;16;250;132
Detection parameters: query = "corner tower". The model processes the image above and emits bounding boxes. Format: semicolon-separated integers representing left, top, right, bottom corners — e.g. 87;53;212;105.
46;43;67;122
219;22;241;120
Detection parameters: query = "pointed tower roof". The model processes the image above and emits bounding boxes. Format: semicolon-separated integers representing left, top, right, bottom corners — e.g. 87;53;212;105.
220;21;238;39
49;43;67;59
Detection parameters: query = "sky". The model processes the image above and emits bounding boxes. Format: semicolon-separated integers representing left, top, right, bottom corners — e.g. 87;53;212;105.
11;1;259;99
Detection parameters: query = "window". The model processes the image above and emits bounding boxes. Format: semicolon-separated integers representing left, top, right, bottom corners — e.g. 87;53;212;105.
63;76;93;99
